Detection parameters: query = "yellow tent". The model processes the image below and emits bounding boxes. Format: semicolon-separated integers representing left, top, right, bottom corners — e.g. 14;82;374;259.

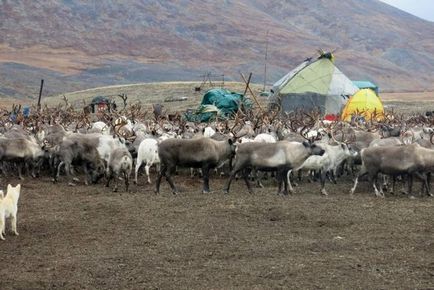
341;89;384;122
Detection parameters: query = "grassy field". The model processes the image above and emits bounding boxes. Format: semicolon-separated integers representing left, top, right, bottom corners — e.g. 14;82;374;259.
41;82;434;115
42;82;267;112
1;82;433;115
382;91;434;114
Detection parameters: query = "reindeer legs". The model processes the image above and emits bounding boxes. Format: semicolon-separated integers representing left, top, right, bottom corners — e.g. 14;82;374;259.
320;170;328;196
165;165;178;194
286;169;295;194
202;165;211;194
155;163;178;194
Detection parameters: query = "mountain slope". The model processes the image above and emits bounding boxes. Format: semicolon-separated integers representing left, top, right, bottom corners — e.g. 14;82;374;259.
1;0;434;98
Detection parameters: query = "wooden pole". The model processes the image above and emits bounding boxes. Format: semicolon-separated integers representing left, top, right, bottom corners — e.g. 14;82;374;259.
240;73;264;113
37;79;44;110
263;30;269;92
242;73;252;96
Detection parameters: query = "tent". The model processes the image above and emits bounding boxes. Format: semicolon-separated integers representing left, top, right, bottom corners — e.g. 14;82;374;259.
185;88;252;122
276;92;345;116
269;52;358;115
341;89;384;122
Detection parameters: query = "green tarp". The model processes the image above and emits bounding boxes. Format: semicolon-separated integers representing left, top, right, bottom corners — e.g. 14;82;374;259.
185;88;252;122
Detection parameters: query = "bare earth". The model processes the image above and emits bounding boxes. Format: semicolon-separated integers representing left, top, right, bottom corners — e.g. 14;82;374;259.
0;172;433;289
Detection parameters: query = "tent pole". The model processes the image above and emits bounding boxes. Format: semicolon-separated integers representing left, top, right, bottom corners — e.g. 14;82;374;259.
240;72;264;113
243;73;252;96
263;30;269;92
37;79;44;111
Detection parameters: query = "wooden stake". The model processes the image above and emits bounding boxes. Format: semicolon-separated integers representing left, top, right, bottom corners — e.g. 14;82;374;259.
240;73;264;113
263;30;269;92
37;79;44;110
242;73;252;96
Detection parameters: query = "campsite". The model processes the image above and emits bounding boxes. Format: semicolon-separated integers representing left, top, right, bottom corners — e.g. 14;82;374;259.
0;72;434;289
2;1;434;289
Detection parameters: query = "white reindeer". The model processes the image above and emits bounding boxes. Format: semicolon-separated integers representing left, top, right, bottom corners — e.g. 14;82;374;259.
134;138;159;184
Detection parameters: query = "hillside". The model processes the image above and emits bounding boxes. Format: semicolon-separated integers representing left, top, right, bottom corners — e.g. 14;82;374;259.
1;0;434;99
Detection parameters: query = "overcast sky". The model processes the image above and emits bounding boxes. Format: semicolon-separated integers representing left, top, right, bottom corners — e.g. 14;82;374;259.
380;0;434;22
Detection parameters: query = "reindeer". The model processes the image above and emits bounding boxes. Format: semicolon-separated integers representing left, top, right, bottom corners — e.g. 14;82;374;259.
134;138;160;185
224;141;325;195
350;143;434;197
52;135;105;185
156;137;235;194
106;147;133;192
0;137;45;179
293;142;357;195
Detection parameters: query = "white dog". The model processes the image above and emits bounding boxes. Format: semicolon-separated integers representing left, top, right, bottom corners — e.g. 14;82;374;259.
0;184;21;240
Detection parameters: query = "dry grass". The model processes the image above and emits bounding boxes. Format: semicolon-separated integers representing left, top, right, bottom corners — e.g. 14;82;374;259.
2;82;434;115
0;97;27;109
381;91;434;114
382;91;434;102
42;81;267;112
43;82;434;115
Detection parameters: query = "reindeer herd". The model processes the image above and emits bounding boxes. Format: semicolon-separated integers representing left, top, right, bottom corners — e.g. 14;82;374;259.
1;103;434;198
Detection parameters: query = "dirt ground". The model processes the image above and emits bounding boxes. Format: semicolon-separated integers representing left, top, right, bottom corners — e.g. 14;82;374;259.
0;171;433;290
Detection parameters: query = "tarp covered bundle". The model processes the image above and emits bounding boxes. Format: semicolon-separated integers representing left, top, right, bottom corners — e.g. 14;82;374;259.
341;89;384;122
269;53;358;115
185;88;252;122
